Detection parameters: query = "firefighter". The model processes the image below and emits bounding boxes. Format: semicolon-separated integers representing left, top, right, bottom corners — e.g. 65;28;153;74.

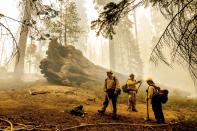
98;69;120;120
127;73;141;112
146;78;166;124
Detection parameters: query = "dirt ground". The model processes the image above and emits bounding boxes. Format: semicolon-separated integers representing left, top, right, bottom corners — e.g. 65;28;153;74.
0;81;196;130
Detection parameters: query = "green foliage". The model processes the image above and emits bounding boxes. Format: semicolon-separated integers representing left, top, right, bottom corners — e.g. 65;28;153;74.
91;0;146;39
91;1;131;39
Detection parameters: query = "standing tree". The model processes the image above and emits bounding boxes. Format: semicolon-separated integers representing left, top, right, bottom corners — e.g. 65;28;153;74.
14;0;32;76
12;0;58;77
44;1;82;46
64;1;82;45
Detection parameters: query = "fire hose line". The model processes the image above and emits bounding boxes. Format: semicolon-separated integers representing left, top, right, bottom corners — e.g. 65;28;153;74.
0;118;13;131
63;122;176;130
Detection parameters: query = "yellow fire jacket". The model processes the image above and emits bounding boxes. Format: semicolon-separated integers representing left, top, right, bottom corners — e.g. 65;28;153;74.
103;76;120;93
127;79;138;94
148;86;158;99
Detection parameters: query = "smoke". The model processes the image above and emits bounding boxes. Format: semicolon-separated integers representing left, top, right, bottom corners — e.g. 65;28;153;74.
136;6;197;96
83;0;109;68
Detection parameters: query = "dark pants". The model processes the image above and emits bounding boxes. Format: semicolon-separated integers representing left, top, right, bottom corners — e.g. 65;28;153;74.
101;89;117;115
152;100;165;123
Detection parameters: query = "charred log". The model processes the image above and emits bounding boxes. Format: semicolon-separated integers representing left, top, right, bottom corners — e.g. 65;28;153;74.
40;38;127;85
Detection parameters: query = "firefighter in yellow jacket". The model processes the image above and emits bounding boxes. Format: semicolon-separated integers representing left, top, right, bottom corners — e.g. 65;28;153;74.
98;69;120;119
147;78;165;124
127;73;141;112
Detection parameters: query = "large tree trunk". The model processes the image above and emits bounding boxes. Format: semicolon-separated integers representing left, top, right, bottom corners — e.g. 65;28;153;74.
109;39;115;71
39;39;127;85
14;0;32;76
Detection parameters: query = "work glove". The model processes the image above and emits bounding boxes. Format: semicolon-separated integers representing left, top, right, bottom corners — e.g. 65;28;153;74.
138;80;142;83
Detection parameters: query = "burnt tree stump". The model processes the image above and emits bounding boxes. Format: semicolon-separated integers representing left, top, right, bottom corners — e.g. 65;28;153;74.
40;39;127;86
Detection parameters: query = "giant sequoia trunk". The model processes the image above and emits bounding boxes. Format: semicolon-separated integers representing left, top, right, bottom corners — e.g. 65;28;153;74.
40;39;127;86
14;0;32;76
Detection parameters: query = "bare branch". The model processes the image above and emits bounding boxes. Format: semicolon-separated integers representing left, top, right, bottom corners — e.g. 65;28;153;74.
0;22;20;64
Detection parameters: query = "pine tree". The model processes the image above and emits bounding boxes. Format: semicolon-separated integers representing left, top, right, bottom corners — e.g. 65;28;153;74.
45;1;82;46
64;2;82;45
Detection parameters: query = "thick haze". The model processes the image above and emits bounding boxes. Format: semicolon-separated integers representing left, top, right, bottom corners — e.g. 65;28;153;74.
0;0;196;97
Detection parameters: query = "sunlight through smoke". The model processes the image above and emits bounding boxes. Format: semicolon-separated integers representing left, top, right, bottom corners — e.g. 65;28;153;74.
84;0;109;67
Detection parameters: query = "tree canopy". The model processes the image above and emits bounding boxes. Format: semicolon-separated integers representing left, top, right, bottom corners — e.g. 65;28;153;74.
91;0;197;81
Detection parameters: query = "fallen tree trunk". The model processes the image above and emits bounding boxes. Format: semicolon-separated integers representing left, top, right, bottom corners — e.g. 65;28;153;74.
40;39;127;86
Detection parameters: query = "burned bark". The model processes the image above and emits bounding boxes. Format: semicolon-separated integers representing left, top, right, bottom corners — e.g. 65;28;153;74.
40;39;127;86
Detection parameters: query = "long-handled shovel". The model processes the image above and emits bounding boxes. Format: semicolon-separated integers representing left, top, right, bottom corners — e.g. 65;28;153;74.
146;89;151;121
146;98;150;121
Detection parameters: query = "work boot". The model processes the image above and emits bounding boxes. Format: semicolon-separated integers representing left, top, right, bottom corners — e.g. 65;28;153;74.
112;114;119;120
132;108;138;112
98;110;104;115
156;120;161;124
161;120;166;124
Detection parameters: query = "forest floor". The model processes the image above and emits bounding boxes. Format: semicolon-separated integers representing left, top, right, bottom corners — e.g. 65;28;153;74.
0;78;197;130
